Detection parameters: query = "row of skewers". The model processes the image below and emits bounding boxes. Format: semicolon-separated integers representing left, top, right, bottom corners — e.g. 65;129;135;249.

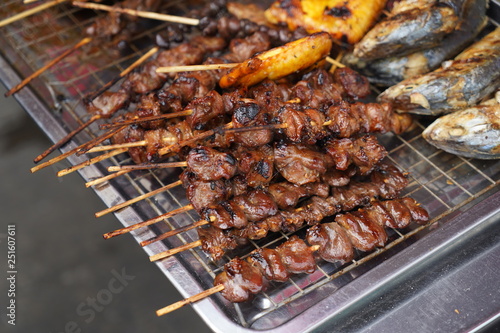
3;0;497;323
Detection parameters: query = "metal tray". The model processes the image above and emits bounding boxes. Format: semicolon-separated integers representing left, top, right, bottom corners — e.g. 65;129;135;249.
1;1;499;331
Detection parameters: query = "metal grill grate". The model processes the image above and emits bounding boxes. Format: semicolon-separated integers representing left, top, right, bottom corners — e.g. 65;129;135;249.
1;1;499;331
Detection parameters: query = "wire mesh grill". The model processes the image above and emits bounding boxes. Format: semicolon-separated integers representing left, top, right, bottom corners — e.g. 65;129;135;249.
1;1;499;331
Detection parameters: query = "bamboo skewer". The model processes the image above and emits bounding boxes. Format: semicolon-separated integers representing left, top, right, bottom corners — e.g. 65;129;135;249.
95;180;182;217
156;63;238;73
75;125;126;156
150;240;202;262
56;148;127;177
103;204;194;239
33;113;99;163
0;0;69;28
99;109;193;129
72;1;200;25
6;37;92;97
86;140;148;153
156;285;224;316
85;169;130;187
140;219;209;247
108;161;187;172
325;56;345;69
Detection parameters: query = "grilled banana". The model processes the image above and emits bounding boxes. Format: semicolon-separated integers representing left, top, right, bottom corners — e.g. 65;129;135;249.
219;32;332;89
264;0;386;44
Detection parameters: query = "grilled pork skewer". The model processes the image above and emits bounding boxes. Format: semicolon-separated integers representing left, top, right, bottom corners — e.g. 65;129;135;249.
148;163;409;262
100;136;387;232
155;197;429;316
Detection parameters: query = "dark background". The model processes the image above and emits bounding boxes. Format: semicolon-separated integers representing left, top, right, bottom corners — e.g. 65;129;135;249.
0;83;212;332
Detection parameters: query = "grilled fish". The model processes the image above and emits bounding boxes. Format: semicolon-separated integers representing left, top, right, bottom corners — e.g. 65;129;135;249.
264;0;387;44
377;27;500;115
343;0;487;86
353;0;464;60
422;93;500;159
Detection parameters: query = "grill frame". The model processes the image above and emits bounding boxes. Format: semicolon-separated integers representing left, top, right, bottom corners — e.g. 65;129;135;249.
0;1;499;331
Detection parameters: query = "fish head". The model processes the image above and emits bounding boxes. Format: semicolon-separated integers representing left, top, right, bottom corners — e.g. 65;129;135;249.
423;104;500;159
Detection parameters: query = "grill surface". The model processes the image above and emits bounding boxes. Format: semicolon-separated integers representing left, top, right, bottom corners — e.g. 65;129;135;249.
1;1;499;332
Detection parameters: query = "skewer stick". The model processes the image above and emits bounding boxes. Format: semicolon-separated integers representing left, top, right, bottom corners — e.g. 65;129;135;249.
86;140;147;153
140;219;209;247
103;204;194;239
56;148;127;177
99;109;193;129
95;180;182;217
72;1;200;25
86;46;159;101
76;125;126;155
156;63;238;74
31;126;125;173
325;56;345;69
85;169;130;187
156;284;224;316
108;161;187;172
328;53;345;73
0;0;69;28
33;113;99;163
150;240;202;262
6;37;92;97
33;45;156;162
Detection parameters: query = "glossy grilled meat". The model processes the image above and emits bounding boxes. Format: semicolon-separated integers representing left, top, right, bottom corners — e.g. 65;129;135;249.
214;236;315;302
202;189;278;229
179;171;231;212
213;197;429;303
197;163;409;261
186;146;237;181
274;142;332;185
324;134;388;175
307;197;429;261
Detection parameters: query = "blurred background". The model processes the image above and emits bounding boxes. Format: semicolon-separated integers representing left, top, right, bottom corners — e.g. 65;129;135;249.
0;83;211;332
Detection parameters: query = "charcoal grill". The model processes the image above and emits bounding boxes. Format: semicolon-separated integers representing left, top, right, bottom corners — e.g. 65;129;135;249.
1;1;499;331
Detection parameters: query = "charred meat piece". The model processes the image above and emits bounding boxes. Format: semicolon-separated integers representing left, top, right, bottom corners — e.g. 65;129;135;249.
332;67;371;100
179;171;231;213
306;222;354;264
325;100;413;138
235;145;274;188
214;257;266;303
231;190;278;222
86;90;129;118
278;104;327;144
274;141;332;185
232;102;274;147
291;69;344;109
185;91;226;130
267;182;329;210
324;134;388;175
186;146;237;181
